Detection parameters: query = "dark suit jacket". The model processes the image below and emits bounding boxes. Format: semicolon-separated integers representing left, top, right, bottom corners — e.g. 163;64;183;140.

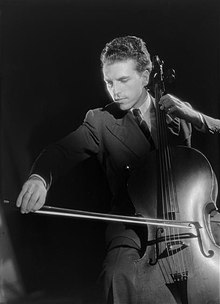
202;114;220;134
32;100;192;203
31;99;194;247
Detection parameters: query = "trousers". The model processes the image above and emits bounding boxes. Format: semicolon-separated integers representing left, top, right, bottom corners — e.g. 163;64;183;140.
99;233;144;304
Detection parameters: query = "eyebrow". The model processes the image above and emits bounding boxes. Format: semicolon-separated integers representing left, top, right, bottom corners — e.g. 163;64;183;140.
104;78;112;83
104;76;129;82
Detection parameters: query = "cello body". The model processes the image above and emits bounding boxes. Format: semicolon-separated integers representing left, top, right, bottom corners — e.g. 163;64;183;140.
128;146;220;304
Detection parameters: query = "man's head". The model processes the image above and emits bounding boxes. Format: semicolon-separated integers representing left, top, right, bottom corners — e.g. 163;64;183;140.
100;35;152;73
101;36;152;110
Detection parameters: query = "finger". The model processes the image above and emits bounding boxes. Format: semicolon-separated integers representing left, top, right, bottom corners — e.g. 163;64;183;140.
159;98;172;110
16;181;35;207
20;185;37;213
167;106;173;114
31;195;46;212
25;190;40;213
159;94;171;102
16;185;29;207
159;95;167;103
160;102;169;110
16;191;23;208
20;190;34;213
160;103;172;113
168;106;175;114
166;113;173;124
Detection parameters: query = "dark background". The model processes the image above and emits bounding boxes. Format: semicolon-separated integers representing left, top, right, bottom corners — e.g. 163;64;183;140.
1;0;220;302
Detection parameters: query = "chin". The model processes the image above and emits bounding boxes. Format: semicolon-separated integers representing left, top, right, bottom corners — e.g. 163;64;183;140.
117;103;131;111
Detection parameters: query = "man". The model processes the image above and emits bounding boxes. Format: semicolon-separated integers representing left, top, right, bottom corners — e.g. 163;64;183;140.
16;36;219;303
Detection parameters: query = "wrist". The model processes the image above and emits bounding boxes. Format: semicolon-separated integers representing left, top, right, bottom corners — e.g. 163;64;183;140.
194;112;203;129
29;174;47;189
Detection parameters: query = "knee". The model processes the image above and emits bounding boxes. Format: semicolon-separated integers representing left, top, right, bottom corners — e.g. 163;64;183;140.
103;247;139;283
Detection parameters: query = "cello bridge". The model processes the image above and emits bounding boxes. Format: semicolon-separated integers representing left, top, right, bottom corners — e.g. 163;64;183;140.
171;271;188;282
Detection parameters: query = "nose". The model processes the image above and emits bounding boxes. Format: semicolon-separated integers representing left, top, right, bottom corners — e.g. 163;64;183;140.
112;82;121;98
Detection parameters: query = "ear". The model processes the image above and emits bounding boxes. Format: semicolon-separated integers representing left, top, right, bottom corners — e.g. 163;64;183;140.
142;70;150;86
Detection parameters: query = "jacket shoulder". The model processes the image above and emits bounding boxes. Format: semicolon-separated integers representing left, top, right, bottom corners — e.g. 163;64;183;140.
86;102;127;122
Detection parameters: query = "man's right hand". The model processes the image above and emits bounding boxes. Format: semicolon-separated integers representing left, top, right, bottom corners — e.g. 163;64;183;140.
16;177;47;213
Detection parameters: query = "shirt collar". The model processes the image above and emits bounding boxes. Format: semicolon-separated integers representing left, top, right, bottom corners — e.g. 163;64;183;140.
138;91;151;115
131;91;152;116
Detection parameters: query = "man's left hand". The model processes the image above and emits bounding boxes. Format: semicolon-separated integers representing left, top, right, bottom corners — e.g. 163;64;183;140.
159;94;203;128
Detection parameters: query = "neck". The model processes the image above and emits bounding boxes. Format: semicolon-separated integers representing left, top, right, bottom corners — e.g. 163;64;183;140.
134;89;149;109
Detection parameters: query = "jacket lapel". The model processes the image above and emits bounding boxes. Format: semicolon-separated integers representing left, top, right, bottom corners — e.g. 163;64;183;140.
106;111;152;157
104;101;181;157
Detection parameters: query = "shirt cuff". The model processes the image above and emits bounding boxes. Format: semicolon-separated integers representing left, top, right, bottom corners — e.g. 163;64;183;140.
29;174;48;189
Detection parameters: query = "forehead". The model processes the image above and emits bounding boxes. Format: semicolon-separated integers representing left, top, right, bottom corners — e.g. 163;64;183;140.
102;59;138;79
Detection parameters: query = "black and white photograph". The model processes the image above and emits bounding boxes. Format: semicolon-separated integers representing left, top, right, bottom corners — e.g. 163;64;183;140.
0;0;220;303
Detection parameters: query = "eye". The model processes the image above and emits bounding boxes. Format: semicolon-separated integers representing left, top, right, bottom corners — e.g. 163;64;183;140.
105;80;113;87
120;78;129;83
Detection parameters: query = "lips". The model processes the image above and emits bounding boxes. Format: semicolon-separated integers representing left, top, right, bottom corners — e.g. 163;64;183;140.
115;98;126;102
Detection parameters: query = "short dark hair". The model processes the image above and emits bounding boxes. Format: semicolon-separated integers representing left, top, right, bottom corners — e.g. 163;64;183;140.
100;35;152;73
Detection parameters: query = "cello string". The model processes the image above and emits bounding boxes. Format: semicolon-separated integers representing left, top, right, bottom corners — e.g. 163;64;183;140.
162;115;187;277
168;144;191;277
157;86;176;280
158;96;187;279
163;118;189;279
155;86;168;280
160;108;178;277
166;145;186;277
155;86;176;281
154;64;189;282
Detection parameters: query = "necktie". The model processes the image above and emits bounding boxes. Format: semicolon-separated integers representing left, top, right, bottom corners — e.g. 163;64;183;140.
132;108;155;150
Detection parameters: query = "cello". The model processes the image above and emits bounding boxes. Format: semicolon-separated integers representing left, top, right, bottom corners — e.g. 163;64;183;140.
127;56;220;303
4;56;219;303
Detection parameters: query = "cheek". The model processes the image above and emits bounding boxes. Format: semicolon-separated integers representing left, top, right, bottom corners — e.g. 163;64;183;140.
131;82;143;96
106;87;113;97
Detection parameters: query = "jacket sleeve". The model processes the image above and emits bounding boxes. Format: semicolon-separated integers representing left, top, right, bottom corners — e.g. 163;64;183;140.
201;114;220;134
30;109;101;188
